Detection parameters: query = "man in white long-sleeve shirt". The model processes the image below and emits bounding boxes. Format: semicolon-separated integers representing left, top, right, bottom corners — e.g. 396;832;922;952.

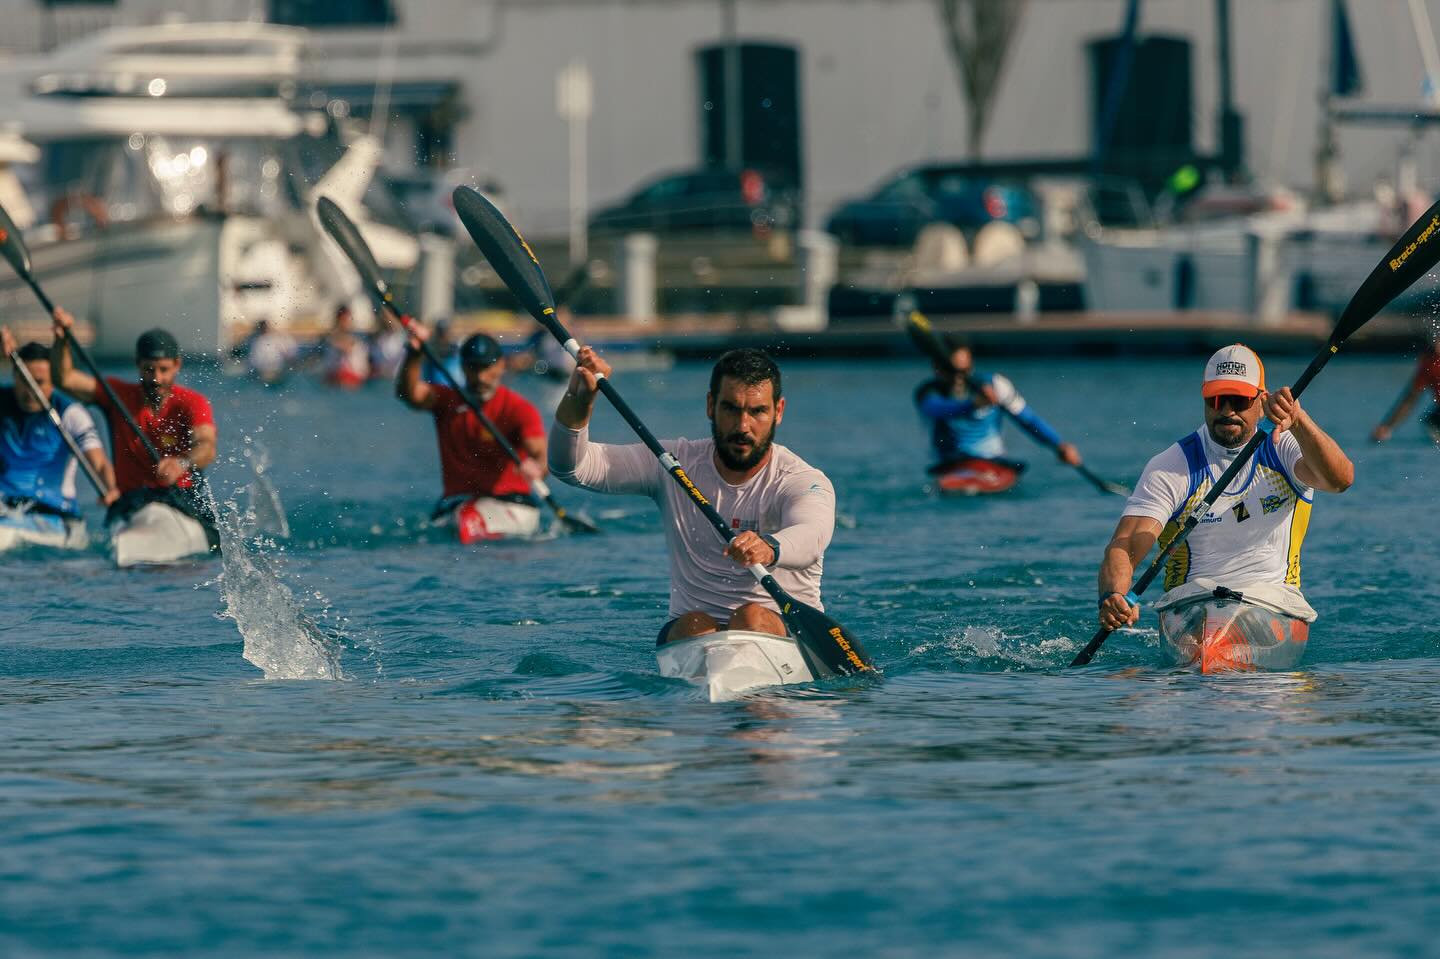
551;346;836;644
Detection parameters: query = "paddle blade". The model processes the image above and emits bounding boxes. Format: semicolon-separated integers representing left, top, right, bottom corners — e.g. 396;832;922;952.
316;196;390;306
0;200;34;280
1336;197;1440;342
778;596;878;680
452;187;561;328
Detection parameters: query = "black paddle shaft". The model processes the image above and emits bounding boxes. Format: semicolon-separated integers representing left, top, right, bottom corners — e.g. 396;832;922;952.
314;197;594;533
534;309;873;675
900;303;1127;495
1069;349;1334;666
1073;196;1440;667
450;185;874;677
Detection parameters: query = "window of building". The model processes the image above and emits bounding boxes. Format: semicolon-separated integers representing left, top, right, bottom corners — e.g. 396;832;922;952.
267;0;395;27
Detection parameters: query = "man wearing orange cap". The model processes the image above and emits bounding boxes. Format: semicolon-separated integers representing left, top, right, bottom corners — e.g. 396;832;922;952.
1095;345;1354;670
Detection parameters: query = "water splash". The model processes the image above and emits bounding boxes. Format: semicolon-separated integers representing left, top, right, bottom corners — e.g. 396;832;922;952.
205;449;345;680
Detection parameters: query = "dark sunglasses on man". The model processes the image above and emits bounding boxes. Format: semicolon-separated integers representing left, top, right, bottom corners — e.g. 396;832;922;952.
1208;392;1259;412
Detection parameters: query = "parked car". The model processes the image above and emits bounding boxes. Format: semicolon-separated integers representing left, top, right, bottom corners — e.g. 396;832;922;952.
825;165;1040;247
589;167;800;237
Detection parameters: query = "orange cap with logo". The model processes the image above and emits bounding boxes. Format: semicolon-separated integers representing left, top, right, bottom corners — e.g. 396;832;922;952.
1201;344;1265;399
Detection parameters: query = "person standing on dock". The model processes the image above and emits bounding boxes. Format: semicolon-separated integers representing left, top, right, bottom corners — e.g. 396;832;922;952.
1370;337;1440;444
551;347;835;645
49;309;219;537
1;327;117;538
914;334;1082;469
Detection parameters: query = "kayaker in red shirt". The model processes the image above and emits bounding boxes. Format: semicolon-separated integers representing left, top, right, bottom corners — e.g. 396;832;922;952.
396;323;548;518
50;308;218;532
1372;337;1440;443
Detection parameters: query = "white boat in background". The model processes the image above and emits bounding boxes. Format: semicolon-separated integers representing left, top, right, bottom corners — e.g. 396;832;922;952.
111;501;214;568
656;630;815;701
0;22;418;359
1079;195;1424;320
0;502;87;552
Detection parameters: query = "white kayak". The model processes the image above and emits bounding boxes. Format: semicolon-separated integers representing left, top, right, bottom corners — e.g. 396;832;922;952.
1154;579;1315;673
656;630;815;701
0;504;87;552
111;501;215;568
442;496;542;544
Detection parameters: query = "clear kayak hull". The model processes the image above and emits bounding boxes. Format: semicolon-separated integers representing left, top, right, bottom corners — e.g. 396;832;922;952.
1156;585;1312;673
656;630;814;701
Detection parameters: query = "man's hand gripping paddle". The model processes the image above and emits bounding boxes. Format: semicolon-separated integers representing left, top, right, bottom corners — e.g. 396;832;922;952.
1071;197;1440;667
451;185;876;680
316;197;598;536
895;296;1129;496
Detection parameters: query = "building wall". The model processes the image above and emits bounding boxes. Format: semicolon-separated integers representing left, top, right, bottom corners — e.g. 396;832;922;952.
2;0;1440;234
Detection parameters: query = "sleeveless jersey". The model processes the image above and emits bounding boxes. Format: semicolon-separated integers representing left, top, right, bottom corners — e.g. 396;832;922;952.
1123;427;1314;591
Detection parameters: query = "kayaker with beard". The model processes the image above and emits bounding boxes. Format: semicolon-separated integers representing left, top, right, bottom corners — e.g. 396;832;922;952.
49;308;220;546
551;347;834;645
1097;345;1354;670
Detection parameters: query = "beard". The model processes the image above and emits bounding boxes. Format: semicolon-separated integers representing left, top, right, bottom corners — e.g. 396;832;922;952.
711;417;776;471
1208;416;1247;447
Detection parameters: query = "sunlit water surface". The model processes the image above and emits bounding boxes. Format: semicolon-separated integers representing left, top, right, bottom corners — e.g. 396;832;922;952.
3;356;1438;957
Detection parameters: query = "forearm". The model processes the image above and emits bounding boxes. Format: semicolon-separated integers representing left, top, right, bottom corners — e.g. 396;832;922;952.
84;449;115;492
771;497;834;569
1292;413;1353;492
1379;388;1421;429
1099;543;1139;597
555;386;597;429
1013;405;1064;448
524;436;548;476
50;337;96;401
396;350;429;406
188;434;217;470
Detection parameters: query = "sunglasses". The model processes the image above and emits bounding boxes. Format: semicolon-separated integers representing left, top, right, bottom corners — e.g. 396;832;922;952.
1208;393;1258;412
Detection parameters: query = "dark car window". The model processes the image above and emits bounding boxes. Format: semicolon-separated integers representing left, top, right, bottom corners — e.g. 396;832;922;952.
874;173;927;201
686;173;738;195
636;176;690;202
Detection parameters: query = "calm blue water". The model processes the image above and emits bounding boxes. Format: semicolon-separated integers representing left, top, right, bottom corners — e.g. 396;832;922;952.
3;355;1439;957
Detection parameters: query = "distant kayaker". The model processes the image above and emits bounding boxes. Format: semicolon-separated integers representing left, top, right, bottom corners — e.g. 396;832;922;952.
1;326;117;532
397;322;549;539
50;308;219;541
914;334;1082;470
1370;336;1440;443
552;347;835;644
1097;345;1354;669
316;305;370;389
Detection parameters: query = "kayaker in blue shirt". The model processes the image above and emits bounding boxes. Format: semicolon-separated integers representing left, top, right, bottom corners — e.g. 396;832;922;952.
914;334;1082;468
1;328;118;519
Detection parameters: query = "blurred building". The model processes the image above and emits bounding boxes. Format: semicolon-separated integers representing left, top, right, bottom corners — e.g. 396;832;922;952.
1;0;1439;233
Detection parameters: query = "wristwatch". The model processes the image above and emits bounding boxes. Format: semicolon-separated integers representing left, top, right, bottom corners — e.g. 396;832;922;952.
761;534;781;567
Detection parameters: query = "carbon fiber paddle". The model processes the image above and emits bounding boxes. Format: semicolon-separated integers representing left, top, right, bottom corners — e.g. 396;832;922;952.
316;197;598;536
451;185;876;680
1072;197;1440;666
896;296;1130;496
